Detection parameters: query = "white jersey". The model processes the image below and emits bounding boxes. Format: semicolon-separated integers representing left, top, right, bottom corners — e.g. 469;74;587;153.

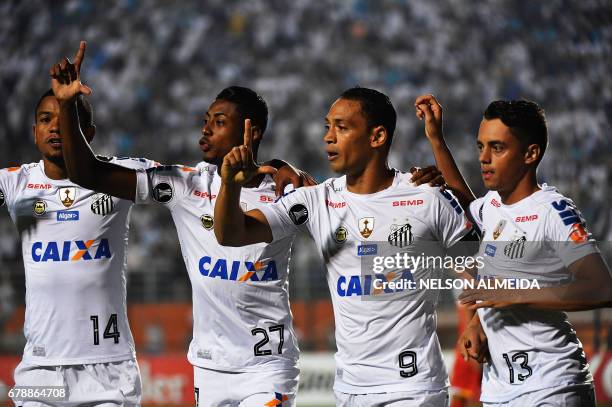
135;163;299;372
259;170;472;394
0;157;157;366
468;185;598;403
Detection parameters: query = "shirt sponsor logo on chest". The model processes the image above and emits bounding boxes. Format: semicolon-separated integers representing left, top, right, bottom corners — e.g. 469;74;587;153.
515;214;538;222
31;239;112;262
326;199;346;209
198;256;279;282
392;199;424;207
27;183;52;190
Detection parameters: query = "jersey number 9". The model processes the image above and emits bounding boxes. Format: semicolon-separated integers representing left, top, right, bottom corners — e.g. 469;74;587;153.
399;350;418;378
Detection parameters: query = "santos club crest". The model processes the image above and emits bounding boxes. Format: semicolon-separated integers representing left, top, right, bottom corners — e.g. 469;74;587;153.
388;223;413;248
91;193;114;216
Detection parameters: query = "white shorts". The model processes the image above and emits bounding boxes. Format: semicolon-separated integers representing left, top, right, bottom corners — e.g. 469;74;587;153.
334;389;449;407
12;359;141;406
483;384;596;407
193;365;299;407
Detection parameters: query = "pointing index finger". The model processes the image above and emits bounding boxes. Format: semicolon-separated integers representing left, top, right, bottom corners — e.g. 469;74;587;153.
414;94;433;107
243;118;253;149
73;41;87;73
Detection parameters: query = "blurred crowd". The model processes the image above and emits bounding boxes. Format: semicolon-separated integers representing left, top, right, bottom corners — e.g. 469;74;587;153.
0;0;610;316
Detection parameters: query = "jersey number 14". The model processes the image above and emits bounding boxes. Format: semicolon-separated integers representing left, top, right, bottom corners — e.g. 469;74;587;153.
90;314;121;345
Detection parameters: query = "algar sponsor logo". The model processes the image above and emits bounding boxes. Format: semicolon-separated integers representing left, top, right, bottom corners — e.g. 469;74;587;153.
32;239;112;262
198;256;279;282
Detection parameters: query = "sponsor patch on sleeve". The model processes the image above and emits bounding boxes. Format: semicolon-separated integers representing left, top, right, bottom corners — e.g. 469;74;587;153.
153;182;173;203
0;189;4;207
288;204;308;225
569;223;589;243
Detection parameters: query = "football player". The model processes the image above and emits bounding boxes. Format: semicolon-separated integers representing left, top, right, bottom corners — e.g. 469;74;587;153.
414;94;612;406
4;60;157;405
213;87;478;406
51;42;314;407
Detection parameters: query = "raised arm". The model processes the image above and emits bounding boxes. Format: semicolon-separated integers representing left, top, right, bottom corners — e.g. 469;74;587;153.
50;41;137;201
214;119;277;246
266;159;318;196
414;94;476;209
460;252;612;311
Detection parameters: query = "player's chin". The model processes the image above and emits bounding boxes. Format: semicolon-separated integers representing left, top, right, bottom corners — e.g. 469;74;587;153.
481;177;498;190
44;151;65;165
483;180;499;191
328;161;345;174
202;151;221;165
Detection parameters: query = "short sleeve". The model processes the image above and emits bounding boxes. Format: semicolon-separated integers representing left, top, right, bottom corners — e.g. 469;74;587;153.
546;198;599;267
468;197;485;232
107;156;160;171
0;166;23;210
258;187;317;242
135;165;196;207
433;189;472;248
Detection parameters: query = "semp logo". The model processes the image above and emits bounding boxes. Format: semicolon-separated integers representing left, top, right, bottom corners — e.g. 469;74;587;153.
32;239;112;262
57;210;79;222
0;189;4;207
199;256;279;282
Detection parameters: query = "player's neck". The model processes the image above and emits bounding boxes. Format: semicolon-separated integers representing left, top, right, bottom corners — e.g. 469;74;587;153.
346;162;394;194
42;157;68;180
244;148;263;187
498;172;540;205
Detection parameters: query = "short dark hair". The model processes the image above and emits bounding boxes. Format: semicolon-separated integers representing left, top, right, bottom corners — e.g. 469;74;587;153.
339;87;397;147
215;86;268;135
483;100;548;164
35;89;94;129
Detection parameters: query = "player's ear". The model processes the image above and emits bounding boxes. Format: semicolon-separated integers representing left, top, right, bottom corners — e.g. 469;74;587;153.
251;125;263;143
370;125;388;149
83;125;96;143
524;144;540;165
32;124;36;143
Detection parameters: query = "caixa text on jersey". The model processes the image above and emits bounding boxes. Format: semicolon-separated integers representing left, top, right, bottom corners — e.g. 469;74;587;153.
198;256;279;282
31;239;112;262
